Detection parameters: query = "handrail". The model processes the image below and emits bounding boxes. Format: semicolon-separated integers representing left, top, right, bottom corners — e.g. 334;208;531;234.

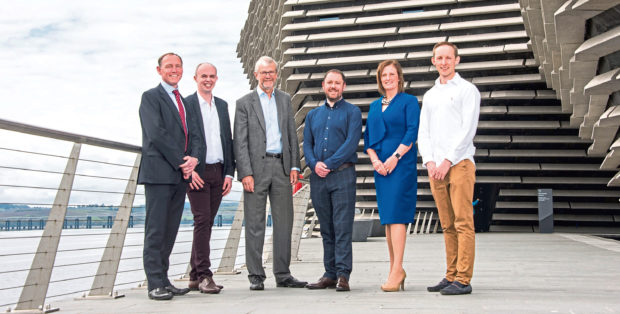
0;117;310;311
0;118;140;153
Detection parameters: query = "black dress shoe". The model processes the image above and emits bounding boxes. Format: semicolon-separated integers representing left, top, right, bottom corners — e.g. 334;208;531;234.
165;284;190;296
335;276;350;292
148;287;173;300
276;276;308;288
440;281;472;295
249;277;264;290
306;277;337;289
427;278;453;292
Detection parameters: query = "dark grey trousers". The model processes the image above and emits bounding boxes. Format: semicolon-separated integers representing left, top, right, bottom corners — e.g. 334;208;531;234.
143;182;187;290
244;156;293;282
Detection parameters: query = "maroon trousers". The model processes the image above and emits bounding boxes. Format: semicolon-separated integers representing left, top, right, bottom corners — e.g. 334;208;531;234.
187;163;224;281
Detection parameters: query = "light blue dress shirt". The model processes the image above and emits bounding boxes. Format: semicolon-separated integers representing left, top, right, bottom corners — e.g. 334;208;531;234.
256;87;282;154
160;81;186;122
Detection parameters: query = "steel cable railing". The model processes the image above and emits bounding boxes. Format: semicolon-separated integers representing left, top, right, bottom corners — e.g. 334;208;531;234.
0;224;252;305
0;118;298;311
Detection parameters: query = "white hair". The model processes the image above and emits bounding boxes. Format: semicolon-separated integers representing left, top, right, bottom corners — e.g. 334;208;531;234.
254;56;278;73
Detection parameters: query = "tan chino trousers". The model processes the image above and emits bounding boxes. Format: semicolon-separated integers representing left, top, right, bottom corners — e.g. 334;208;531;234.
429;159;476;285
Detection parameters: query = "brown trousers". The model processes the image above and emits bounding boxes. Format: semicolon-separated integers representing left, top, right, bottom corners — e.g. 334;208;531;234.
187;163;224;281
429;159;476;285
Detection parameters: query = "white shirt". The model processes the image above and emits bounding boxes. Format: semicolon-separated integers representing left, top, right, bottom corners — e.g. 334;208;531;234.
198;93;224;164
418;72;481;167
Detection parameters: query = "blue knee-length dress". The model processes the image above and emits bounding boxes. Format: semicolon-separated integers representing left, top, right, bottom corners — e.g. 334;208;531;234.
364;93;420;225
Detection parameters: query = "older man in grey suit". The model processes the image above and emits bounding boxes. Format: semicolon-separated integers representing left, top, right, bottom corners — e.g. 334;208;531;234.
234;56;307;290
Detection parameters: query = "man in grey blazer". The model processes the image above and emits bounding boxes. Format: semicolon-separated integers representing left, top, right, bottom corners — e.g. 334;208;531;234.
234;56;307;290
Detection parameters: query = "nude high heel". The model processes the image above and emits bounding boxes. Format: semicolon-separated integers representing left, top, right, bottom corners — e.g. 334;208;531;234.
381;270;406;292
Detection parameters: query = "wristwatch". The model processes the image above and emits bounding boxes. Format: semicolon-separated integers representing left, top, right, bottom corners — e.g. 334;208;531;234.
393;152;401;160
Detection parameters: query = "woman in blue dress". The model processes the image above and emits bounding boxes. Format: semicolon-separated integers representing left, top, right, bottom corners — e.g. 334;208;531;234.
364;60;420;292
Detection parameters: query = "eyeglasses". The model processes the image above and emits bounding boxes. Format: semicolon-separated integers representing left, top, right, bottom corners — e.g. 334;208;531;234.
258;71;276;76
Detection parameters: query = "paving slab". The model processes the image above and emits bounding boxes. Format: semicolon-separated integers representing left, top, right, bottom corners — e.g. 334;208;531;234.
56;233;620;313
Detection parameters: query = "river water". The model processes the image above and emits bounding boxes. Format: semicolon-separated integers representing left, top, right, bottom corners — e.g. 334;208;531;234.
0;225;267;308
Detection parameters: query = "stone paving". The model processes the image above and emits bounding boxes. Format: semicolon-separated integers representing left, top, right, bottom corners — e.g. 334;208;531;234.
56;233;620;313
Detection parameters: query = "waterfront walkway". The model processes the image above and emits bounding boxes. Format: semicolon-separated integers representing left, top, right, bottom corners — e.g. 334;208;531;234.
57;233;620;313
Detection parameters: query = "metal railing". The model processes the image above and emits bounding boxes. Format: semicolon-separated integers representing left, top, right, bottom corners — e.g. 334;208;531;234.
0;118;311;312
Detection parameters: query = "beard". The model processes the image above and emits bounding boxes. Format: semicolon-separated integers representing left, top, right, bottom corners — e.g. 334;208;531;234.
326;91;342;103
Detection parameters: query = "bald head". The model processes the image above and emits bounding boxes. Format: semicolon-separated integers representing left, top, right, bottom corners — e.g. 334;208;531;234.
195;62;217;75
194;62;218;97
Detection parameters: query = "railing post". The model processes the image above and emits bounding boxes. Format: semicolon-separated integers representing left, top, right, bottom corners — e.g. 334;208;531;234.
290;183;310;261
86;154;141;298
216;194;244;274
15;143;81;312
425;211;434;234
413;212;421;235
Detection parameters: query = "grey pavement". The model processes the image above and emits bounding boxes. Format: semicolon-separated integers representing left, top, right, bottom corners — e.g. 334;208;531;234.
57;233;620;313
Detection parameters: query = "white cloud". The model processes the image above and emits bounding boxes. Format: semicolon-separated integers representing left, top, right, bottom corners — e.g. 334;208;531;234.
0;0;251;205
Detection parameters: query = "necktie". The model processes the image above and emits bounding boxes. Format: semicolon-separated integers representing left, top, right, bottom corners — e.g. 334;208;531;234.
172;90;188;151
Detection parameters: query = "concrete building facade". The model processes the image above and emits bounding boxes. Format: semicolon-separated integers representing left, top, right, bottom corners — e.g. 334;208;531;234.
237;0;620;233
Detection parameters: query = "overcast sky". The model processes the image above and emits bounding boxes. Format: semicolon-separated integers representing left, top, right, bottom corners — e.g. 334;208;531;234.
0;1;251;206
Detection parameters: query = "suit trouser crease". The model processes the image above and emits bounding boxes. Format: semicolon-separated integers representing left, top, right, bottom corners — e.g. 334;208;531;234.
429;159;476;285
143;182;187;290
187;163;224;281
244;157;293;282
310;166;355;280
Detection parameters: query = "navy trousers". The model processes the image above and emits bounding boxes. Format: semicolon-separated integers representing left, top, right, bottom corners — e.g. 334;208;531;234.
310;166;356;280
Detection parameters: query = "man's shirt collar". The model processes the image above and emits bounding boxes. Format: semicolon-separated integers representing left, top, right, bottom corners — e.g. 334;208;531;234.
434;72;463;87
256;86;275;98
198;93;215;106
324;97;344;108
161;81;177;94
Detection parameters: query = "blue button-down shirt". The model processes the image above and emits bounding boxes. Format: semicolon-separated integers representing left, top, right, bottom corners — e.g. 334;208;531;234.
256;87;282;154
303;98;362;171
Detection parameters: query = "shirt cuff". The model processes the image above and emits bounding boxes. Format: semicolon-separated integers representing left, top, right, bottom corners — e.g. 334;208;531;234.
422;157;433;167
291;167;300;172
225;175;234;179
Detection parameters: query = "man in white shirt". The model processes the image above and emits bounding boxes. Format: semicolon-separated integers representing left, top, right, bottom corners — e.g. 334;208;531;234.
185;63;235;294
418;41;480;295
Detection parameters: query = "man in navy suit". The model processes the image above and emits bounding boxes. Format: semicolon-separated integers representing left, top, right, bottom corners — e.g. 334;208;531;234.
138;52;204;300
184;63;235;294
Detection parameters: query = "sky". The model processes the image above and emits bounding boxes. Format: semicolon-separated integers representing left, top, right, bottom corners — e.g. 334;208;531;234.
0;1;251;206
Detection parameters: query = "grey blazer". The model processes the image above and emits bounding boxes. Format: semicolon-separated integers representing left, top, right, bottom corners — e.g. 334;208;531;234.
233;88;300;180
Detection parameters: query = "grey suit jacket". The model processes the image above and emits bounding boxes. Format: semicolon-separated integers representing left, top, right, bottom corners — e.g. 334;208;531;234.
185;92;235;179
233;88;300;180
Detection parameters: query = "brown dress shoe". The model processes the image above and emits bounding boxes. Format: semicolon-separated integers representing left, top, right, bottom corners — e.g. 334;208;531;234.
306;277;337;289
336;276;350;292
188;280;199;291
198;277;221;294
207;276;224;290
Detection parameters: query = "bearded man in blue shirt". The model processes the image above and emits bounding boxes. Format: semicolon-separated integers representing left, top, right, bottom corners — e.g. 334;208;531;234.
303;69;362;292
